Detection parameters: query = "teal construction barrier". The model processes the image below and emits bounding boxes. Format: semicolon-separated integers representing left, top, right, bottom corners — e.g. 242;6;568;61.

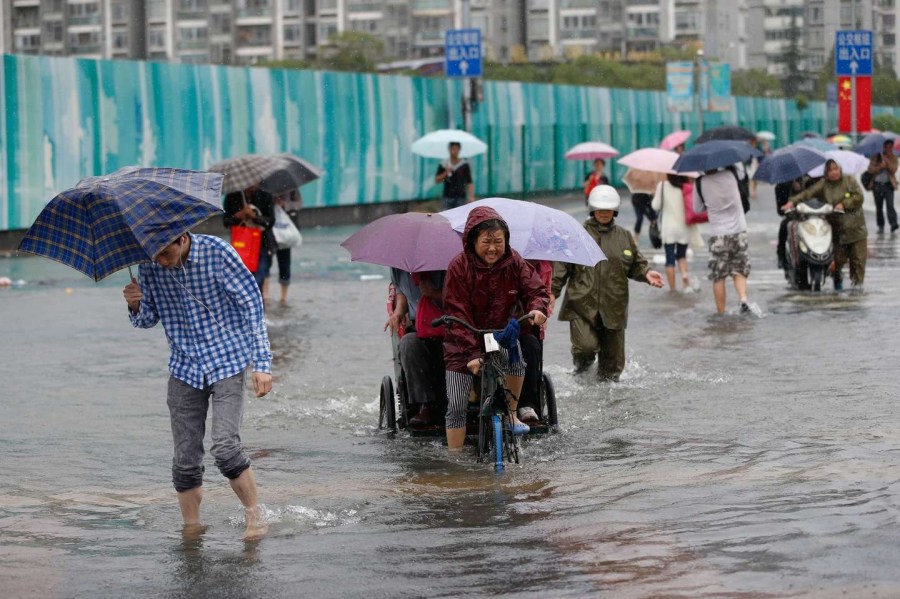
2;53;898;231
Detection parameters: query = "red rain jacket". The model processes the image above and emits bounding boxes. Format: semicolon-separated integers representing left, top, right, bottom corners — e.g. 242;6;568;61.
442;206;550;373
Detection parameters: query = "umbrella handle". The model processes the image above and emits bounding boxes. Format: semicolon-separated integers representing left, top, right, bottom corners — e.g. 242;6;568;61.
128;265;134;281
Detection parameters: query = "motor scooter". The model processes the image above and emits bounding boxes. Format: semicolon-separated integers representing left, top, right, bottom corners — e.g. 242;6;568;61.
783;199;836;292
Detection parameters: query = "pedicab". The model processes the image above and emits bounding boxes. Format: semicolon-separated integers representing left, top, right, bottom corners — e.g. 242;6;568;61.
341;200;607;464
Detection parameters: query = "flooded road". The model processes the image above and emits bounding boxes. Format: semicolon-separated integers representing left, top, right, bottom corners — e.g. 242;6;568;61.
3;187;900;598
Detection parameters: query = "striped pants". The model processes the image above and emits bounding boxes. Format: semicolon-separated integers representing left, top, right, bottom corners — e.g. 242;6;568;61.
444;346;526;429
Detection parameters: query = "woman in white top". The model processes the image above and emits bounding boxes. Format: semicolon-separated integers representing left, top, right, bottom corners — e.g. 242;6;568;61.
651;174;697;291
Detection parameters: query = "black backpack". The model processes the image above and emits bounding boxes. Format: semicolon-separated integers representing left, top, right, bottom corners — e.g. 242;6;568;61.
696;167;751;214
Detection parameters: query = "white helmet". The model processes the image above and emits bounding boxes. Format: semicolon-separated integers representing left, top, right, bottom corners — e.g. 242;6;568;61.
587;185;621;211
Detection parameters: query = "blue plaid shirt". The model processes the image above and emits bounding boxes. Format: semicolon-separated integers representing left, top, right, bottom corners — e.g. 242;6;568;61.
129;234;272;389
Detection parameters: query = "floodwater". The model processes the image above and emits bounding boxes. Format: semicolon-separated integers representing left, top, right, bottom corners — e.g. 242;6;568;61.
3;188;900;598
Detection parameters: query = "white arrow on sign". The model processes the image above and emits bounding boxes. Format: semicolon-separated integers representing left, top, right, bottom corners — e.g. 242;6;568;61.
850;60;858;74
460;60;469;75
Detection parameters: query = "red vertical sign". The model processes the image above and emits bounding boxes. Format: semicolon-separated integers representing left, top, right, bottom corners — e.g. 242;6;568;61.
856;75;872;132
838;77;853;133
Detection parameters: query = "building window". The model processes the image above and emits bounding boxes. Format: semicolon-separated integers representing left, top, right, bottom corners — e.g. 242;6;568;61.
112;30;129;50
111;1;128;20
211;13;231;34
68;2;101;23
43;21;64;42
68;30;101;50
148;27;167;49
14;34;41;51
284;24;302;43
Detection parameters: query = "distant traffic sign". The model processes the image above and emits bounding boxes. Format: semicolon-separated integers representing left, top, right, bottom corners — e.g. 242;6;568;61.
835;30;873;76
445;28;482;78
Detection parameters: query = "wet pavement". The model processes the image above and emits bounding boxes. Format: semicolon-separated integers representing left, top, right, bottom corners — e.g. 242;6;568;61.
3;185;900;598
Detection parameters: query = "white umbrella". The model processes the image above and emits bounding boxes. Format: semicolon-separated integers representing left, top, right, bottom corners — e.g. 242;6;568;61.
439;197;606;267
564;141;619;161
808;150;870;177
411;129;487;159
757;130;777;141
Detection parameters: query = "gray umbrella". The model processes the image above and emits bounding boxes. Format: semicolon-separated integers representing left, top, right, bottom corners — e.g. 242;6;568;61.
208;154;285;194
257;154;325;194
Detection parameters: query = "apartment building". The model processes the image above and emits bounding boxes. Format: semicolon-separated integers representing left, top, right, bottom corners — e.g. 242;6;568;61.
2;0;896;78
3;0;146;60
872;0;898;74
747;0;879;79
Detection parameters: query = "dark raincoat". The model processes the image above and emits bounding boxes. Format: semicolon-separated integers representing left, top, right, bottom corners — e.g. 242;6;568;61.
551;217;649;331
789;175;867;245
442;206;550;373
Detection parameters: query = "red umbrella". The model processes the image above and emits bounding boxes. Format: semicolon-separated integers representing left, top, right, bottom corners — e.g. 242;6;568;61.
340;213;462;272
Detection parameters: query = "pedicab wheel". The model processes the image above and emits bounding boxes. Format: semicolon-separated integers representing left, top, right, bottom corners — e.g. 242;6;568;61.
492;415;504;471
541;373;559;428
379;376;397;431
397;369;409;430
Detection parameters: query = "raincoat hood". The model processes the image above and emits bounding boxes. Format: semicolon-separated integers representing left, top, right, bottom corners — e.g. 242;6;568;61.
463;206;512;262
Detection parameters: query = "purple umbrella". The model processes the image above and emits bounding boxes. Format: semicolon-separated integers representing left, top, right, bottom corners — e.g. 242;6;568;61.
340;213;462;272
440;198;606;266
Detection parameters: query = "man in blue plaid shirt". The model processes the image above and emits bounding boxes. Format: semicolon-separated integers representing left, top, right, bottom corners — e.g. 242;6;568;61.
123;232;272;541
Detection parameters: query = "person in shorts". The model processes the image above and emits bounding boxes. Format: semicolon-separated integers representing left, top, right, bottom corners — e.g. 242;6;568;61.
435;142;474;210
694;166;755;314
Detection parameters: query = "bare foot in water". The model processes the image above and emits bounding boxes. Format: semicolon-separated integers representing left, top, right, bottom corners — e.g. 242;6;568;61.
182;523;208;543
242;506;268;542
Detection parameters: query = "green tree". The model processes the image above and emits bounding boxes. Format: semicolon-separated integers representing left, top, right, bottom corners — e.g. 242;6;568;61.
319;31;386;72
549;55;664;90
873;113;900;132
731;68;783;97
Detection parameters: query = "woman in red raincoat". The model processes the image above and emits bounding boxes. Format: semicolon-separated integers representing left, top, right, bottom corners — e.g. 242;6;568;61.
442;206;550;450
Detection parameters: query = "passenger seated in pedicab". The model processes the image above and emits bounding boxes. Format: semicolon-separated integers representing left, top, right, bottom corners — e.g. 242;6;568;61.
442;207;550;450
398;271;447;426
517;259;555;424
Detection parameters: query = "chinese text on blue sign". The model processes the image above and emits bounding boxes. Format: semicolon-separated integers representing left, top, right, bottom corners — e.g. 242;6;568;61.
445;29;482;78
835;30;873;76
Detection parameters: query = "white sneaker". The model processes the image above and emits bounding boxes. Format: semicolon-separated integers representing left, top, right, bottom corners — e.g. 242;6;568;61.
517;406;539;423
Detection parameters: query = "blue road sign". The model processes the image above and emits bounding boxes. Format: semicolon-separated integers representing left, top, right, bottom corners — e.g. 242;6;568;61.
835;30;873;76
445;28;482;78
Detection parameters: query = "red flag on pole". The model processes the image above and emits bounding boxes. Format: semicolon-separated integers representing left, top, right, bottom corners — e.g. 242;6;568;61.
856;75;872;132
838;77;853;133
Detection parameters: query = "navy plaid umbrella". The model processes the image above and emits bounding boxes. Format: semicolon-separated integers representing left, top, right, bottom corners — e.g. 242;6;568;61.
18;167;224;281
673;140;761;174
753;146;827;184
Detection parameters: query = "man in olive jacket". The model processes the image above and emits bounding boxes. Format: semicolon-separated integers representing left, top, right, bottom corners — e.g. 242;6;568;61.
552;186;664;381
785;158;868;288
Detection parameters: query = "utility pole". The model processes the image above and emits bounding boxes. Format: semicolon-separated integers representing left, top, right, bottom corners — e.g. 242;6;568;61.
695;49;705;134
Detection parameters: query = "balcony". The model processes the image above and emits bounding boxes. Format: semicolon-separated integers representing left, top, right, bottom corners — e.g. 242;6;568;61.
413;30;444;45
70;44;103;54
559;0;595;8
560;29;595;40
412;0;451;11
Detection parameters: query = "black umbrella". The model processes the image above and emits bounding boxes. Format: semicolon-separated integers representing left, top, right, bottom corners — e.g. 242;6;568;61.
696;125;756;144
257;154;325;195
673;140;761;174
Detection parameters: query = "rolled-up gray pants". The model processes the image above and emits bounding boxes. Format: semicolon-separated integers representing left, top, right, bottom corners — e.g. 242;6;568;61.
167;372;251;492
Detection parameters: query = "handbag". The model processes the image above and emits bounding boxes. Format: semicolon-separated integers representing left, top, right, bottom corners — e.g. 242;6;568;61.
272;205;303;249
682;181;709;225
648;220;662;249
861;170;875;191
230;226;262;272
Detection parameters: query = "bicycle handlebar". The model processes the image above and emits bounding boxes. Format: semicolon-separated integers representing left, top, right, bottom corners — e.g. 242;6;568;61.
431;314;534;335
